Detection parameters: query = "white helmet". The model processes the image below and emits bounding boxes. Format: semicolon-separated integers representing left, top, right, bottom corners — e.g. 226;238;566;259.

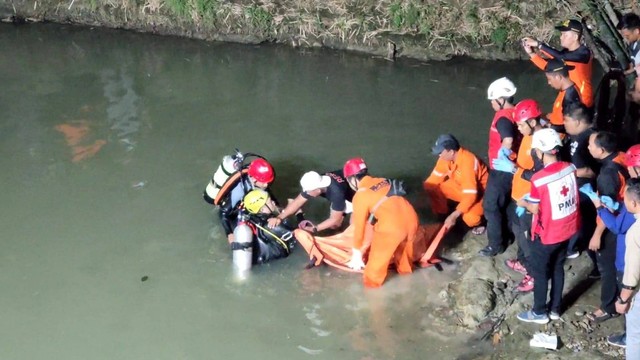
531;128;563;152
487;77;517;100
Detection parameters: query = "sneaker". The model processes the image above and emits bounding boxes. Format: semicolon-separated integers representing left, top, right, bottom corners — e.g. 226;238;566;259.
549;311;560;321
607;333;626;348
517;310;549;324
505;259;527;275
566;251;580;259
516;275;534;292
478;245;503;257
588;268;602;280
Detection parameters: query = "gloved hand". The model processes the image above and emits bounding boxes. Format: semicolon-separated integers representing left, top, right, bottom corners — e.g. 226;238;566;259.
498;147;514;160
515;206;526;217
600;196;620;211
298;220;317;233
492;158;516;174
579;183;599;201
347;249;365;270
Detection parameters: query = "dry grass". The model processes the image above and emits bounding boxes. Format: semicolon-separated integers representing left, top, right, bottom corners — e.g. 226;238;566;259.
50;0;636;58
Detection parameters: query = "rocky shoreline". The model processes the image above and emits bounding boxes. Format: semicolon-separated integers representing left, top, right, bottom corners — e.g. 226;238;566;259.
432;230;624;359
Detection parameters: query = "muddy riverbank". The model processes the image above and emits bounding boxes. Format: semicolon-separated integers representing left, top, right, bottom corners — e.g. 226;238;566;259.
433;227;624;359
0;0;635;61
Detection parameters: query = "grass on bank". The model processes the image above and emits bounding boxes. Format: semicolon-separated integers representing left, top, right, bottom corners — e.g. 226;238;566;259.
93;0;636;56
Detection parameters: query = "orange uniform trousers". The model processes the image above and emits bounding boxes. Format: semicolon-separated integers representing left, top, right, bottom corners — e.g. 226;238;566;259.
424;181;484;227
352;176;419;288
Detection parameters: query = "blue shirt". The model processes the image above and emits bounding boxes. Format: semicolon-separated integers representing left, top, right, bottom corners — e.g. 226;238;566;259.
598;206;637;272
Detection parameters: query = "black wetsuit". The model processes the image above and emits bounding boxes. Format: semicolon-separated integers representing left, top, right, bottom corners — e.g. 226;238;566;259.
247;214;296;264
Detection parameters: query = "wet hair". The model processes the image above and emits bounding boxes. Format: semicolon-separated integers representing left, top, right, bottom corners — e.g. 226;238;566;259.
593;131;618;153
626;178;640;202
617;13;640;31
563;102;593;125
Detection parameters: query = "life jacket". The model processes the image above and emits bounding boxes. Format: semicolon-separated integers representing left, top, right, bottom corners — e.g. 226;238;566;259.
569;57;594;108
604;152;629;201
531;162;580;244
530;48;594;107
548;84;584;127
488;108;516;169
511;135;534;201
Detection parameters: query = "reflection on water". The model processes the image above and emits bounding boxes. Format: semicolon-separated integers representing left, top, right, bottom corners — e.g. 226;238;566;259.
0;23;555;360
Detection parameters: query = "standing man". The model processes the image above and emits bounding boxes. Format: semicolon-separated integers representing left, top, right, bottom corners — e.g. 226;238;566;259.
424;134;488;235
522;19;593;109
563;103;600;262
480;77;518;257
516;128;580;324
617;13;640;85
615;178;640;358
343;158;418;288
544;59;586;132
267;170;355;233
585;131;629;322
500;99;547;292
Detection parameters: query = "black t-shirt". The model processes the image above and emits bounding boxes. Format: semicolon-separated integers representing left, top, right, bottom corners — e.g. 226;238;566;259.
597;152;629;199
300;170;355;212
562;85;583;111
496;117;516;141
563;128;600;186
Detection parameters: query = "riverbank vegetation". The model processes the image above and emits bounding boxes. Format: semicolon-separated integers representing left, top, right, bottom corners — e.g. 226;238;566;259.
1;0;638;60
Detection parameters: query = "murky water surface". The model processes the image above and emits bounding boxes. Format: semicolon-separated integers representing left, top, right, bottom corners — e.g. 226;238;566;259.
0;24;553;359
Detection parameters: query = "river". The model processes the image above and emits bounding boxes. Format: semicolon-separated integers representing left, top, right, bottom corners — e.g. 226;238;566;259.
0;23;555;359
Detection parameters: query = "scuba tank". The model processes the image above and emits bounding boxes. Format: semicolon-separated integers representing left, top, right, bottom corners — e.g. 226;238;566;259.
231;213;253;271
203;150;244;204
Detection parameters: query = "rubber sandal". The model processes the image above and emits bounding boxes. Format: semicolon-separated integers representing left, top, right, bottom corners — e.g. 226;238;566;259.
586;310;619;323
471;226;486;235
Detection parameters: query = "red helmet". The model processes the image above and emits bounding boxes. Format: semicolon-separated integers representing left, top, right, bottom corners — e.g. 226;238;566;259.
513;99;542;123
248;158;274;183
343;157;367;178
625;145;640;167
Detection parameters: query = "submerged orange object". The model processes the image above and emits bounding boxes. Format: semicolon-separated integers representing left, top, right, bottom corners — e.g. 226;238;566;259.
55;121;106;163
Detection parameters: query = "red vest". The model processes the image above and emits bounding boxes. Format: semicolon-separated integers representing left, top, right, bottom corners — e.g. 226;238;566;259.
530;162;580;244
488;108;515;169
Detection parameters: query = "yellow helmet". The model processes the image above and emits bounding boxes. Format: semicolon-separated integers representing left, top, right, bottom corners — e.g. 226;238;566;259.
243;189;269;214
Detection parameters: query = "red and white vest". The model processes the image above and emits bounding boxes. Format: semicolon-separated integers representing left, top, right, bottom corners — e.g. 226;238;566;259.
488;108;516;169
530;162;580;244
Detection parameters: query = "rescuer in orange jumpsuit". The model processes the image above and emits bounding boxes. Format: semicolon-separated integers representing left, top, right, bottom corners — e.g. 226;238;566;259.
424;134;488;233
343;157;418;288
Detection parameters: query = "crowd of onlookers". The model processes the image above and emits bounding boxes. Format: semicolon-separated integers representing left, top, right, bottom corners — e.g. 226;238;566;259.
421;13;640;357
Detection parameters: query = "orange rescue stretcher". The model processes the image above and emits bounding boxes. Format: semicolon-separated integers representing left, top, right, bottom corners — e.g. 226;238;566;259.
294;223;450;272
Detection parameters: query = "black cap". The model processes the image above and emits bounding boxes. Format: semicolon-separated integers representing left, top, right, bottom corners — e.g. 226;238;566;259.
544;58;575;73
555;19;582;34
431;134;460;155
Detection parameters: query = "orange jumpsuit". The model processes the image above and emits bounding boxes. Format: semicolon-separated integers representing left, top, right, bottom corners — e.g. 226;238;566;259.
423;147;488;227
352;176;419;288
